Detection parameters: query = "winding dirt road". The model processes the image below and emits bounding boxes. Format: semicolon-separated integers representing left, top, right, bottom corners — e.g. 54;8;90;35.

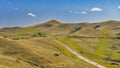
54;39;106;68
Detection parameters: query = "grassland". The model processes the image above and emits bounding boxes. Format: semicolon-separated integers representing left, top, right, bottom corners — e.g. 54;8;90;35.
0;36;96;68
56;36;120;68
0;20;120;68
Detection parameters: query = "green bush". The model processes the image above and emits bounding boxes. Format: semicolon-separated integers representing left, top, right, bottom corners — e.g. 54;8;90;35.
31;32;46;37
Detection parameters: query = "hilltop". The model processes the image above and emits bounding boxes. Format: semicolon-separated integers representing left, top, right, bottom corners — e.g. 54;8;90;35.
29;20;120;37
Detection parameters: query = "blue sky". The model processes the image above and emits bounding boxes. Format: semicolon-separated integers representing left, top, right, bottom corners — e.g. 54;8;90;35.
0;0;120;27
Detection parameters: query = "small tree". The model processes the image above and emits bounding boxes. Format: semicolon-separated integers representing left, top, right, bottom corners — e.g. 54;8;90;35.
37;32;43;37
31;32;46;37
37;32;46;37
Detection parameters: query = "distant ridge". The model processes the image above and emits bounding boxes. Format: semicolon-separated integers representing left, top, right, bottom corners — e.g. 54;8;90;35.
101;20;120;24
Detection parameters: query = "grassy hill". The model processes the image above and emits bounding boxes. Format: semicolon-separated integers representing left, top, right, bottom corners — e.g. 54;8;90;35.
0;36;95;68
28;20;120;37
0;20;120;68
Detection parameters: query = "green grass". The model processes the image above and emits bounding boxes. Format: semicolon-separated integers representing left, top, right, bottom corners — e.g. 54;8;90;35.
53;39;83;61
0;21;120;68
8;27;47;39
56;36;120;68
96;37;109;56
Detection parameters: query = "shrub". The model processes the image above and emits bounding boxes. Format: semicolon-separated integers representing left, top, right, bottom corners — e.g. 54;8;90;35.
54;53;59;57
93;25;100;29
37;32;46;37
70;27;82;33
31;32;46;37
116;32;120;39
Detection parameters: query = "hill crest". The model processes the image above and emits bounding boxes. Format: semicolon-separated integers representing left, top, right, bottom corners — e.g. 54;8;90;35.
44;20;61;25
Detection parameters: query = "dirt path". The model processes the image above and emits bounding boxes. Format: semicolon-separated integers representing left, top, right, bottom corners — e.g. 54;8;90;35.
54;39;106;68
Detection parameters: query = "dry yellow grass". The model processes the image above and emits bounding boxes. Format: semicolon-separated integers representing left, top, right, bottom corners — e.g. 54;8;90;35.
0;36;96;68
0;20;120;68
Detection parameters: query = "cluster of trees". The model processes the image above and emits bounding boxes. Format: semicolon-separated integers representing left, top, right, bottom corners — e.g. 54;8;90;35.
32;32;46;37
2;32;46;40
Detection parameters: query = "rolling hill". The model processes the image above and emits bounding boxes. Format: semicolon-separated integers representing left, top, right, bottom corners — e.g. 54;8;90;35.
0;20;120;68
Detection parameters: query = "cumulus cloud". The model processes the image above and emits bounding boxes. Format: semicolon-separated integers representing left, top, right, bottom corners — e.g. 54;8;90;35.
27;12;37;17
91;7;103;12
81;11;87;14
118;5;120;9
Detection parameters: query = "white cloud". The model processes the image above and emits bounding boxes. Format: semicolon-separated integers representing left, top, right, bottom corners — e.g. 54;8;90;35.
69;10;87;14
14;8;18;10
74;11;79;14
81;11;87;14
118;5;120;9
69;10;73;13
69;10;79;14
27;12;37;17
91;7;103;12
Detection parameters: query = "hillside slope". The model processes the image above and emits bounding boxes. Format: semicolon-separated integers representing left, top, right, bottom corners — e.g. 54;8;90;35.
0;20;120;68
0;36;95;68
29;20;120;37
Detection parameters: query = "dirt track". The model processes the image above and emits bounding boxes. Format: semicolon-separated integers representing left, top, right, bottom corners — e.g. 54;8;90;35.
54;39;106;68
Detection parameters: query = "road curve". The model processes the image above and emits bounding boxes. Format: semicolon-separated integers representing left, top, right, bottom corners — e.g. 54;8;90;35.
54;40;106;68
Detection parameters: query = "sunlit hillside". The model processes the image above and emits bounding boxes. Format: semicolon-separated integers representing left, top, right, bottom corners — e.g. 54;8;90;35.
0;20;120;68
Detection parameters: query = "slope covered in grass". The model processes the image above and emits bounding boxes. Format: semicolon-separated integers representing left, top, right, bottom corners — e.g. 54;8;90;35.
0;36;96;68
56;36;120;68
0;20;120;68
